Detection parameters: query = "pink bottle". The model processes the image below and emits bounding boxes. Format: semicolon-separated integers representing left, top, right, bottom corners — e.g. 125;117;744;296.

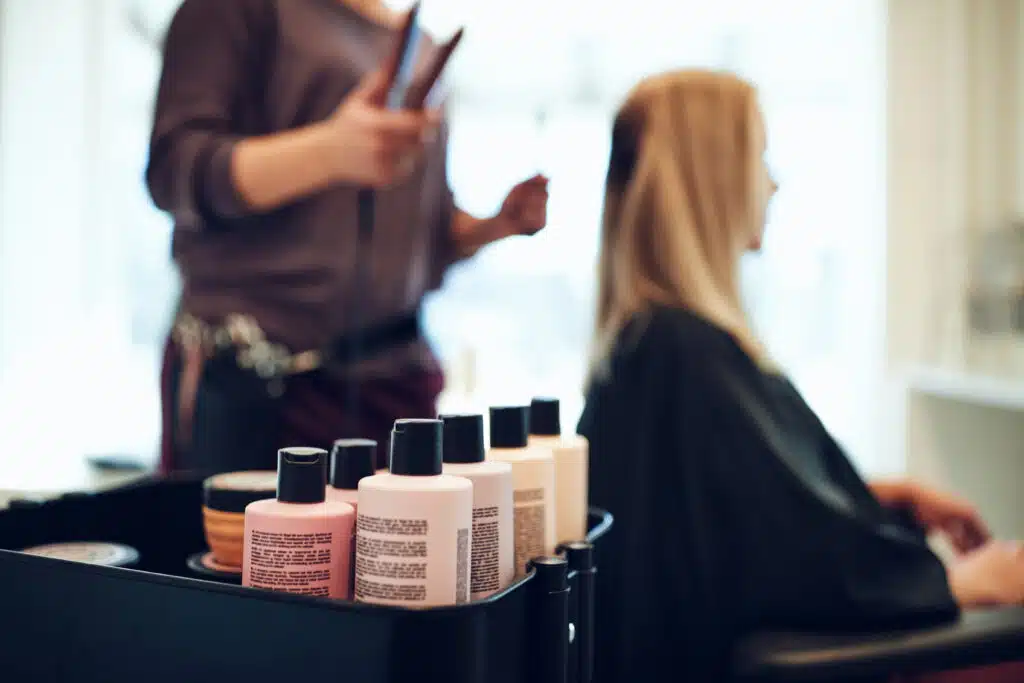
242;447;355;600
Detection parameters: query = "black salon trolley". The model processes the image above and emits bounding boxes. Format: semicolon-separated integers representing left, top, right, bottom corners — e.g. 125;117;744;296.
0;474;610;683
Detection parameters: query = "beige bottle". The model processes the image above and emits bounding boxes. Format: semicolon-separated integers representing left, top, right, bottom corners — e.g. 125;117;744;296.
355;419;473;608
528;397;590;545
441;413;515;600
487;406;556;578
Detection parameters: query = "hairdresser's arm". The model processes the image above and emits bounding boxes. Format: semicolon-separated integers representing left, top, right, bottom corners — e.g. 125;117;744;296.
147;0;433;226
146;0;275;226
449;175;550;258
226;125;345;213
231;94;436;213
426;205;519;290
450;210;510;258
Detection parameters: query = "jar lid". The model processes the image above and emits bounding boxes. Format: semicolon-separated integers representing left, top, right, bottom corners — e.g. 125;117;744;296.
21;541;140;568
203;470;278;512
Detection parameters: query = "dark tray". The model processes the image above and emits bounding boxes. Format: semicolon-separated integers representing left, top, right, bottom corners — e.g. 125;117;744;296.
0;474;612;683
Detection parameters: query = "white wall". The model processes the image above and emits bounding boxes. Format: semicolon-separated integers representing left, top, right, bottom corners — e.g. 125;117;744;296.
887;0;1022;373
886;0;1024;538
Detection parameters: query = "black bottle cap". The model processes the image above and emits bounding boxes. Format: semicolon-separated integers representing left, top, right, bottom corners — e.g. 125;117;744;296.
440;414;485;464
529;397;561;436
489;406;529;448
329;438;378;490
276;447;327;504
389;419;442;476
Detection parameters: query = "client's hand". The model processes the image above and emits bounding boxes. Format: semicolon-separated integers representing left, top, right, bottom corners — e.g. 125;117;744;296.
907;483;991;555
948;540;1024;608
872;480;991;555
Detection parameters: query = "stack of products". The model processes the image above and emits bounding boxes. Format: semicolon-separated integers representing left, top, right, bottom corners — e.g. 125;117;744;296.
171;398;589;608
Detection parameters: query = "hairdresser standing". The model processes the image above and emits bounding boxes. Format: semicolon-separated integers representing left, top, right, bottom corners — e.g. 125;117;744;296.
149;0;548;475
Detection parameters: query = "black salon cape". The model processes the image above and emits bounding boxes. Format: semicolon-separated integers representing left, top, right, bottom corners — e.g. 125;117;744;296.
577;306;958;683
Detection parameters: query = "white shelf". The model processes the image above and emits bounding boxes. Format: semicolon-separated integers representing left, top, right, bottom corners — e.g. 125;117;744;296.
906;366;1024;412
903;366;1024;538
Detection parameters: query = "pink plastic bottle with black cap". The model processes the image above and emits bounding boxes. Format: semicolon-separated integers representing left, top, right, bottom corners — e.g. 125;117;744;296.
242;447;355;600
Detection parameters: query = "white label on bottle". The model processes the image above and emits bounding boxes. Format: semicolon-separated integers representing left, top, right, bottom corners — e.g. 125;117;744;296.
355;515;429;603
470;506;501;596
246;530;334;597
513;488;546;577
456;527;470;604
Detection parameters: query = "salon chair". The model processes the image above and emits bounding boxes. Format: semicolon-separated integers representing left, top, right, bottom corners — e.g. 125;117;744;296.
734;603;1024;681
732;501;1024;680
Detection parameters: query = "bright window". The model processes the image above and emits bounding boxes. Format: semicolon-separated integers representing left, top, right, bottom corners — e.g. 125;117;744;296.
427;0;887;466
0;0;886;478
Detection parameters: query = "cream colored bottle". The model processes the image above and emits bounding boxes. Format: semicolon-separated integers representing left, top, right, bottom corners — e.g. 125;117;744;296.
441;413;515;600
355;419;473;608
528;397;590;545
487;405;556;578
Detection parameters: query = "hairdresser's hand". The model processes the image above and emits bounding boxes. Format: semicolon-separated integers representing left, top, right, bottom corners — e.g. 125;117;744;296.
322;69;441;188
493;174;550;237
948;540;1024;607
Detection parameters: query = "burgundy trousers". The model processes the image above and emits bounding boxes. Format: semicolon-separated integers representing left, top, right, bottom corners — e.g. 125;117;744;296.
159;336;444;475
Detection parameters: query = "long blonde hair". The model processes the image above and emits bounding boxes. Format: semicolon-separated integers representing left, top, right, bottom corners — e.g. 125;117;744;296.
589;69;770;381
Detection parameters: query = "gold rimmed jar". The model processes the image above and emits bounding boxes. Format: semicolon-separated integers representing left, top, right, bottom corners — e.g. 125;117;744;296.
202;471;278;569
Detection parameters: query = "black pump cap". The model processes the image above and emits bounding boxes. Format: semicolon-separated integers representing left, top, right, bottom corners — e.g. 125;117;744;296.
489;406;529;448
440;414;485;464
276;447;327;504
389;419;442;476
529;397;561;436
329;438;378;490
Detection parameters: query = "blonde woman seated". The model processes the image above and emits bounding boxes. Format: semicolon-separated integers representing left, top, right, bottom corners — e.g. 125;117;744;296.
577;69;1024;683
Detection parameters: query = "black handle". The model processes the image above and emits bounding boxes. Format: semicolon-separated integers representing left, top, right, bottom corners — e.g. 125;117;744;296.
563;543;596;683
528;556;571;683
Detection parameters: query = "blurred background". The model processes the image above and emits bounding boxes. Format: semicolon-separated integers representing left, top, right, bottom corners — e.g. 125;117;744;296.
0;0;1021;535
